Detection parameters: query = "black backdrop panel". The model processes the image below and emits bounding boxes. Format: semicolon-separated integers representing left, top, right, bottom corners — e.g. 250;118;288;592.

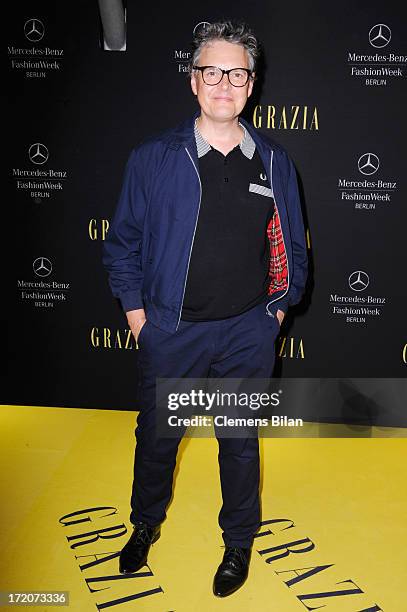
5;1;407;420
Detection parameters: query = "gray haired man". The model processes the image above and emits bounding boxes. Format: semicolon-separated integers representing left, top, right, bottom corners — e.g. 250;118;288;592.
103;20;308;597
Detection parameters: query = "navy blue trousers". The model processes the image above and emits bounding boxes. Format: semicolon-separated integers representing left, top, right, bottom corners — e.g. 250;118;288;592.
130;298;279;548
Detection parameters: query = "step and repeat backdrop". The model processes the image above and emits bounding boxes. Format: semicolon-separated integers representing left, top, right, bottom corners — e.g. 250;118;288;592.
6;1;407;423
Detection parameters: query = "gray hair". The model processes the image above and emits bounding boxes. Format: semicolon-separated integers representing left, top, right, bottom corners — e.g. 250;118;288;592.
190;20;260;74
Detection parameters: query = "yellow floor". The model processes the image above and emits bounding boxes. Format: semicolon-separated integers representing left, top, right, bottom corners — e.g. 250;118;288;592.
0;405;406;611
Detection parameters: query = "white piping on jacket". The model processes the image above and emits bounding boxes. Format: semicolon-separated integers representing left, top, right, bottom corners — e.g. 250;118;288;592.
266;150;290;316
176;147;203;330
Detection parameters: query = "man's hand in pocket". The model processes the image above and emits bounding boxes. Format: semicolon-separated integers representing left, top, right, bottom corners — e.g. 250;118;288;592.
276;309;285;326
126;308;147;342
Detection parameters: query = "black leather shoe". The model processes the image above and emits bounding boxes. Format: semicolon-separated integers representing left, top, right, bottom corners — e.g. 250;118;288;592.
213;546;251;597
119;522;160;574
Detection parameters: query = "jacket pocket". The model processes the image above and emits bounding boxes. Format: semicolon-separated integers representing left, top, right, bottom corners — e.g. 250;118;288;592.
137;320;149;348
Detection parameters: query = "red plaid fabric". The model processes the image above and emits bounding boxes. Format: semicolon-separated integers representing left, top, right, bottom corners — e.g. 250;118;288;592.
267;207;288;295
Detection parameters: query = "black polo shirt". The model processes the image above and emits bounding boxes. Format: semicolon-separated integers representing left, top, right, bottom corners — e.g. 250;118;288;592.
181;122;275;321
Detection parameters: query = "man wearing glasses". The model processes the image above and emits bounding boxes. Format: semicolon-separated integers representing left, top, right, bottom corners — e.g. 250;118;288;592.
103;20;308;598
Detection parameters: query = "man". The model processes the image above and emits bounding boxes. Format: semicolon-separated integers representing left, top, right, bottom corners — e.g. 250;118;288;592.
103;20;308;597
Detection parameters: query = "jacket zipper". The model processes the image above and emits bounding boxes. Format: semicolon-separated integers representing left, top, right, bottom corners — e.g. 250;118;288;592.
176;147;202;330
266;150;290;316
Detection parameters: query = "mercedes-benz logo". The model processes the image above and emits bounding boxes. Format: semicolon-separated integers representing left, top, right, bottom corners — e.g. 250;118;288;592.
33;257;52;277
193;21;211;36
369;24;391;48
29;143;49;165
24;18;45;42
357;152;379;176
348;270;369;292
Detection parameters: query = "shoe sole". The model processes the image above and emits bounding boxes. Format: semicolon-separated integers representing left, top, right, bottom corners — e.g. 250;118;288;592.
213;583;246;598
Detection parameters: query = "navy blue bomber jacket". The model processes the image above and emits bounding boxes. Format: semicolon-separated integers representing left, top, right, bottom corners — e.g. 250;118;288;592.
102;112;308;334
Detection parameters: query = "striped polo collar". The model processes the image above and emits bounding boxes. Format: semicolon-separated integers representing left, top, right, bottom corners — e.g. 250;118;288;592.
194;118;256;160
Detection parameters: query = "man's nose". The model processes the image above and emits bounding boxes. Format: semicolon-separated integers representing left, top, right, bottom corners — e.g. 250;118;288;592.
220;72;231;88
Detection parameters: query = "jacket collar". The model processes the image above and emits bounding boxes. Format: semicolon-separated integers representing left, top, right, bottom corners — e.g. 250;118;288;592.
193;117;256;160
162;111;275;159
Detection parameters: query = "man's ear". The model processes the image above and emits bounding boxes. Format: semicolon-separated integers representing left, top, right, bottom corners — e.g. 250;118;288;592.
190;71;198;96
248;72;255;98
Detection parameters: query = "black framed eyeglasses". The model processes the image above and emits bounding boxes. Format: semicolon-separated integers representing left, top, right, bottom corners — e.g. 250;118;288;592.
192;65;253;87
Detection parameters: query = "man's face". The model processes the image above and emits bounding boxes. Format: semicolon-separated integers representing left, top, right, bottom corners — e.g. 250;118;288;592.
190;40;254;122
